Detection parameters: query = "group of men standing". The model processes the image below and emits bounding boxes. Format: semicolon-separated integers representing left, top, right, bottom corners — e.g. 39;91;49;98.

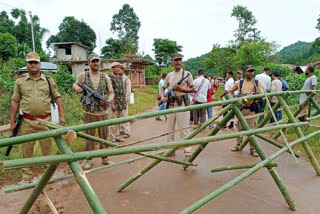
10;52;132;183
73;55;132;170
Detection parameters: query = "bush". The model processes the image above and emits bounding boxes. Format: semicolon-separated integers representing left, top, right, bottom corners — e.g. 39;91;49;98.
255;63;292;77
48;64;76;94
0;91;11;125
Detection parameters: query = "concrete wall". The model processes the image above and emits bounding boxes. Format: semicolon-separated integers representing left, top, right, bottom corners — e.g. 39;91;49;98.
55;44;88;61
71;63;89;77
71;45;88;61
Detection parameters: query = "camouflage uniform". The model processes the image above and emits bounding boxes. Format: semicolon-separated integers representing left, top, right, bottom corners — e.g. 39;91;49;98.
109;74;127;142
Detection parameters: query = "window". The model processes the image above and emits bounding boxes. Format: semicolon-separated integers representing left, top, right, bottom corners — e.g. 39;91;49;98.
65;45;72;55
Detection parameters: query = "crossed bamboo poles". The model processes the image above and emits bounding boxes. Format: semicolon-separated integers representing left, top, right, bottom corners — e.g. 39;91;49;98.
1;90;320;214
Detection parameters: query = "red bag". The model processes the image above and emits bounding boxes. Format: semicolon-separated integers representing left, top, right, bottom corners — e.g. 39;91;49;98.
157;94;161;101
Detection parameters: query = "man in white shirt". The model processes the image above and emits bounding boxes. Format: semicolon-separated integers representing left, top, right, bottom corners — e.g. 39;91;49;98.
255;66;271;122
221;71;235;128
192;69;211;125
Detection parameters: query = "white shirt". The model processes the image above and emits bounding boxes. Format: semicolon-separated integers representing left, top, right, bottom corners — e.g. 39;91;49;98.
233;78;243;97
223;77;234;100
255;72;271;92
193;76;211;103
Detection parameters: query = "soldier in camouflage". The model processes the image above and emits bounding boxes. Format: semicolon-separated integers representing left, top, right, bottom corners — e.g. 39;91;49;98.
109;62;127;143
73;54;114;170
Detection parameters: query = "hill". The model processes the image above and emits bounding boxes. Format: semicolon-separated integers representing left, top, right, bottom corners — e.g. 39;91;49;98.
183;53;216;76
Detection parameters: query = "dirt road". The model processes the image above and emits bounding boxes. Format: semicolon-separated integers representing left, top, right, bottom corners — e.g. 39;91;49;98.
1;106;320;214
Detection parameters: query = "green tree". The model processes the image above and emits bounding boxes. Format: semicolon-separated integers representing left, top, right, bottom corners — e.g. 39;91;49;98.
234;40;278;69
101;38;125;59
109;3;141;54
152;38;182;66
202;44;237;77
231;5;261;44
0;9;48;56
0;32;17;68
47;16;96;52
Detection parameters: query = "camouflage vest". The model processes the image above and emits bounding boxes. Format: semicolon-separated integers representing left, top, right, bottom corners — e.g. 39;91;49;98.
110;74;127;110
81;71;108;112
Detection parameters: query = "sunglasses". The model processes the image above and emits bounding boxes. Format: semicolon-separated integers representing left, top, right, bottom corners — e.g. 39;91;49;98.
173;58;182;62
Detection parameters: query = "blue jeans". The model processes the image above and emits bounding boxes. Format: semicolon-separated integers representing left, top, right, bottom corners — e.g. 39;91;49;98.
156;103;167;119
207;106;213;128
270;102;282;123
257;99;266;123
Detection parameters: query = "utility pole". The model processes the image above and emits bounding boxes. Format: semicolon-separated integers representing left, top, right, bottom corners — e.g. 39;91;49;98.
28;11;35;52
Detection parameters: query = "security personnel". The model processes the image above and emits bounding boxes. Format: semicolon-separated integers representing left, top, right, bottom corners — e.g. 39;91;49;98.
119;64;131;138
73;54;114;170
11;52;65;184
221;65;263;157
161;54;194;158
109;62;127;143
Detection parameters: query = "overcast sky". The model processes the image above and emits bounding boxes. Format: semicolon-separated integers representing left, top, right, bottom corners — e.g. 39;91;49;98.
1;0;320;60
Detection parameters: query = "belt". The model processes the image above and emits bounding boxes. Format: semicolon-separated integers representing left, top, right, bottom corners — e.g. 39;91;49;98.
23;113;51;120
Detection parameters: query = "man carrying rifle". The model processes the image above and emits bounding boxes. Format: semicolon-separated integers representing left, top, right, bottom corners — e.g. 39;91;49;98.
11;52;65;184
161;54;194;158
73;54;114;170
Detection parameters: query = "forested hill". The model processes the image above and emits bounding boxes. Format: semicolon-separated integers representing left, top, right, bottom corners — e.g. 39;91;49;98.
277;41;320;65
183;53;215;76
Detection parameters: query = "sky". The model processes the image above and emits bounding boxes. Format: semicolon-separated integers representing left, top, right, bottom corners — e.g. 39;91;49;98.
1;0;320;60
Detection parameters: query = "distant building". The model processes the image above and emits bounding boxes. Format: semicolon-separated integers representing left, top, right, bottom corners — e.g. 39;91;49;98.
51;42;90;77
51;42;154;87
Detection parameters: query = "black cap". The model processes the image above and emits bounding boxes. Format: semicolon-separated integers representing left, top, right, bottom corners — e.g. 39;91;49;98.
245;65;255;72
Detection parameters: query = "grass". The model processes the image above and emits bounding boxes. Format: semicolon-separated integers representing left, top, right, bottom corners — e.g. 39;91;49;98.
0;86;158;184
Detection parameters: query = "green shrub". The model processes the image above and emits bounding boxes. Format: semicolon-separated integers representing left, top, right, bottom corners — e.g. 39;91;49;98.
255;63;292;77
47;64;76;94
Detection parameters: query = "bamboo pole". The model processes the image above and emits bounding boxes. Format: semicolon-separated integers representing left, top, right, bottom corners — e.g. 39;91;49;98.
2;122;307;169
178;130;320;214
19;164;58;214
237;92;290;150
255;134;300;158
54;135;107;214
37;119;118;147
273;94;313;140
38;119;194;167
0;91;317;148
116;103;234;192
230;95;295;210
4;150;168;194
278;96;320;175
183;101;244;170
211;162;277;173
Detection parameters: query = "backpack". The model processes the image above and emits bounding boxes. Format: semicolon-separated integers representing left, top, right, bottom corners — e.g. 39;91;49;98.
239;79;259;95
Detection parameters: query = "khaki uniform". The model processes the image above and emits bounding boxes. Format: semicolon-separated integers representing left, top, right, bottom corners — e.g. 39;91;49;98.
120;75;131;135
162;69;194;151
74;71;114;150
229;79;263;148
109;74;127;141
12;73;61;179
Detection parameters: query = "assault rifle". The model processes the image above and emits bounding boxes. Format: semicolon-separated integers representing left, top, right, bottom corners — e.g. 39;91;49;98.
79;83;116;111
158;72;191;106
5;110;24;156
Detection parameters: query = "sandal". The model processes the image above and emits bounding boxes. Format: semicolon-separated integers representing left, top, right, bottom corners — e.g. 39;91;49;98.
250;148;259;157
231;146;240;152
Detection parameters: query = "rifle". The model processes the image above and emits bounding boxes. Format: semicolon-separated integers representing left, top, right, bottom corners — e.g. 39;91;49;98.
158;72;191;106
79;83;116;111
5;110;24;156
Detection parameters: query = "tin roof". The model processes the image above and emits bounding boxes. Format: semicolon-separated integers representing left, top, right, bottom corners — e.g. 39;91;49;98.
15;62;58;73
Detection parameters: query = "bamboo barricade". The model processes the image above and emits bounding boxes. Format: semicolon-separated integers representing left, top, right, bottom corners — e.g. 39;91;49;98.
1;90;320;214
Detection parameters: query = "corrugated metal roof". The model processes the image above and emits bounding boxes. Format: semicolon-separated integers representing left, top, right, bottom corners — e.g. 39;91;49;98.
15;62;58;73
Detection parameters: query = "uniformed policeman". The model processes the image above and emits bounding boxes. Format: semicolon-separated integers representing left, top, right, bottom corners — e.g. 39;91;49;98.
119;64;131;138
109;62;127;143
11;52;65;184
161;54;195;158
73;54;115;170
